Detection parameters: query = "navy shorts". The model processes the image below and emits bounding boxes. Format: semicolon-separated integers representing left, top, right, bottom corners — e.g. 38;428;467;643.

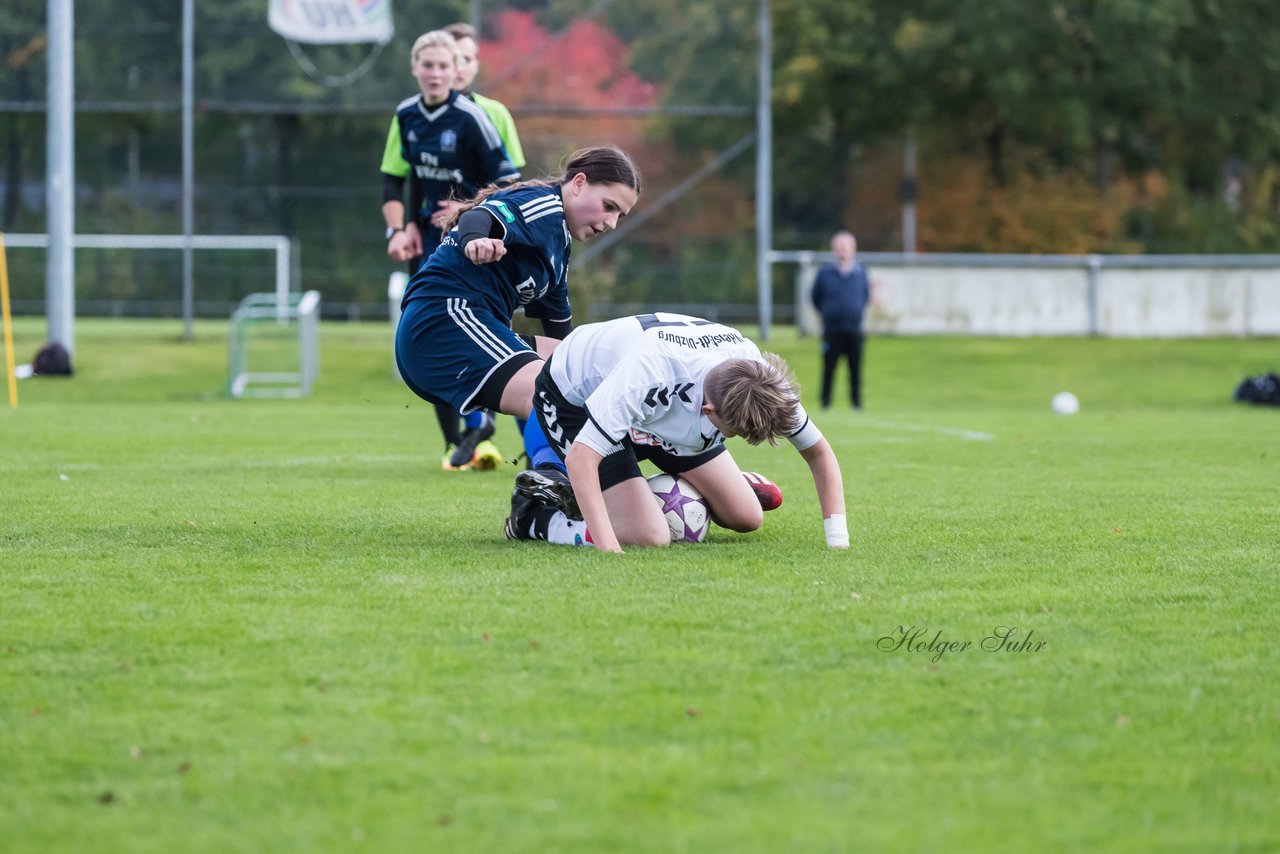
532;356;725;491
395;296;540;414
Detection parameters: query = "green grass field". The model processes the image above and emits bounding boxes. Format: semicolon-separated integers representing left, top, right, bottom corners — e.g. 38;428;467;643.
2;317;1278;852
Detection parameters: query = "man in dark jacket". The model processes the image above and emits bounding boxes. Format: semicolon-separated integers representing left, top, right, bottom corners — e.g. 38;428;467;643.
811;230;874;409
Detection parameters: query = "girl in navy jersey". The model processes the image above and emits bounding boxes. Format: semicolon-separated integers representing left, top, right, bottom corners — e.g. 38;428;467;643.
380;30;519;268
380;30;520;466
394;145;642;452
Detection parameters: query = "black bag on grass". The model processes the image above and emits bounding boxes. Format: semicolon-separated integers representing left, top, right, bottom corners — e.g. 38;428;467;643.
32;342;73;376
1233;372;1280;406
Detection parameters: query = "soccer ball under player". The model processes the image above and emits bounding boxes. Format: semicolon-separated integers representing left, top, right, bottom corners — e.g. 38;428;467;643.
503;313;849;553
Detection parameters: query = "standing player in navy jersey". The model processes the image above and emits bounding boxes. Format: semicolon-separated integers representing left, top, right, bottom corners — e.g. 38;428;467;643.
380;30;521;467
380;29;519;266
443;22;525;174
394;145;642;482
505;313;850;554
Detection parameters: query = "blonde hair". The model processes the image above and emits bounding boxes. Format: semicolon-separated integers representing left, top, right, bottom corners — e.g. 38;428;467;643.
704;353;801;446
443;145;643;231
411;30;459;66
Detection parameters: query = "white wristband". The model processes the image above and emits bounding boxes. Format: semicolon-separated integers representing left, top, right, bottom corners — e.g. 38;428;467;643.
824;514;849;549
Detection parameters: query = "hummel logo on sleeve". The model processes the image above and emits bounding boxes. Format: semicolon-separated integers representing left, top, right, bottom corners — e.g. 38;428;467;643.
642;383;694;408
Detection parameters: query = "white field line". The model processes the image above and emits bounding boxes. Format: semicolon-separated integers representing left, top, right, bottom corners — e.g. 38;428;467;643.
12;431;992;477
3;453;433;474
235;453;432;468
851;417;995;442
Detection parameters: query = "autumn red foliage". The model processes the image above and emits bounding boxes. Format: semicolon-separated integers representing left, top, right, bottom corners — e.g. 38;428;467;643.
475;10;663;175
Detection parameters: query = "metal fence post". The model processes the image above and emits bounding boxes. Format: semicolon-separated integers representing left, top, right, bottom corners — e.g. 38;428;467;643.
1086;255;1102;336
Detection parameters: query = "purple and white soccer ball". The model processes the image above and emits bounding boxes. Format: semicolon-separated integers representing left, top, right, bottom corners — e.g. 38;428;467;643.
647;473;710;543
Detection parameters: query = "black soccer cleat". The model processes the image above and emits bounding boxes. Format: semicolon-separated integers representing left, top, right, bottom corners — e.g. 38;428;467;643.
503;487;542;541
448;411;496;469
514;466;581;520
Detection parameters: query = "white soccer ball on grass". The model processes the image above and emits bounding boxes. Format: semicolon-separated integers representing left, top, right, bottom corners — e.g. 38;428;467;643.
647;473;710;543
1052;391;1080;415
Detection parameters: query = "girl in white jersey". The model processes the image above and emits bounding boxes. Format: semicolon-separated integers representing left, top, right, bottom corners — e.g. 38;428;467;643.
506;313;849;553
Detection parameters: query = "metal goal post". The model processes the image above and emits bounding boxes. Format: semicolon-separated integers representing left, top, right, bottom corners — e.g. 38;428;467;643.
2;232;293;339
228;290;320;399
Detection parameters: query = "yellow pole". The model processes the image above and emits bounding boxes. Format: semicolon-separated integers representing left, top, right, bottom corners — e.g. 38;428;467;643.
0;232;17;408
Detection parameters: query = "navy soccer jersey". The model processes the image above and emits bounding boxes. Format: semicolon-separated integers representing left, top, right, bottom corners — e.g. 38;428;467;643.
394;184;574;415
403;184;573;325
380;91;520;231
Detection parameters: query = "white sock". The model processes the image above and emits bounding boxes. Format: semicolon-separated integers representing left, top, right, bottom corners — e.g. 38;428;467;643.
546;512;591;546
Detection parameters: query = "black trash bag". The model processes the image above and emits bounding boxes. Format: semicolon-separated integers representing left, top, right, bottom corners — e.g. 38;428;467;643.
1233;372;1280;406
32;342;74;376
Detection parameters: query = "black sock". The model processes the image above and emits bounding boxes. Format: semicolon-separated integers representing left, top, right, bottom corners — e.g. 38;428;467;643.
434;402;463;447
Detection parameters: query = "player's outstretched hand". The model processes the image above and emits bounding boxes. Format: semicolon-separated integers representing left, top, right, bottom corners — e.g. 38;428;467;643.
465;238;507;265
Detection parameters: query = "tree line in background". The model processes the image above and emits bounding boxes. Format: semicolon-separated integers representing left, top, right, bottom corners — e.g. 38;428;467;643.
2;0;1279;316
770;0;1280;254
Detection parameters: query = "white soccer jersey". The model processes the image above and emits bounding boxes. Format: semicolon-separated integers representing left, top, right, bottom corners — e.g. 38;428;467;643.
548;313;817;457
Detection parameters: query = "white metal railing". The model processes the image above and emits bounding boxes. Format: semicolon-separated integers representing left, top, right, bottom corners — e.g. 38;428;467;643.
387;271;408;380
772;251;1280;337
4;233;292;319
227;290;320;399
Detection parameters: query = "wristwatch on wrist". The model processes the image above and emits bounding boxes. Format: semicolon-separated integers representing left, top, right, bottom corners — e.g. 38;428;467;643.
386;226;404;240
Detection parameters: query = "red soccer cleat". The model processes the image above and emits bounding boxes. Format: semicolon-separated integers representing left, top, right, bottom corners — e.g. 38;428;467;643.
742;471;783;511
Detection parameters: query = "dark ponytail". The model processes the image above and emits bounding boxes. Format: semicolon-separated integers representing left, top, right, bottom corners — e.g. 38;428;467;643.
444;145;642;230
557;145;642;195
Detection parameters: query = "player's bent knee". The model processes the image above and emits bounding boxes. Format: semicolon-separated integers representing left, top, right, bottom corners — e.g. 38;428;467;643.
498;363;542;419
621;533;671;548
716;505;763;533
640;531;672;548
621;521;672;548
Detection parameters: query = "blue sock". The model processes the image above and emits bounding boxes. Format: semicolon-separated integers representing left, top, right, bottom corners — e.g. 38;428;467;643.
523;416;565;472
464;410;484;430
